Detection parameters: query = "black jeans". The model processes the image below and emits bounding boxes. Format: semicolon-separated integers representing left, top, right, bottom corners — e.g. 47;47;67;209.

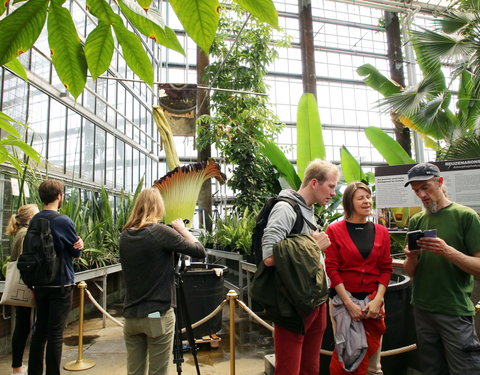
11;306;32;368
28;286;73;375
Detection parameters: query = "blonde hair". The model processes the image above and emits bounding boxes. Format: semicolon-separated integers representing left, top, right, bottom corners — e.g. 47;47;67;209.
5;204;39;236
123;188;165;230
301;159;339;188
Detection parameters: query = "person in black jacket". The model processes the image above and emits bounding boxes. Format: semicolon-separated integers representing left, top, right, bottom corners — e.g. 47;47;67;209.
119;187;206;375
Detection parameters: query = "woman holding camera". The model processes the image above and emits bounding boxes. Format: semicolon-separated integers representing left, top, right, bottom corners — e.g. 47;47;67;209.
325;182;392;375
119;188;206;375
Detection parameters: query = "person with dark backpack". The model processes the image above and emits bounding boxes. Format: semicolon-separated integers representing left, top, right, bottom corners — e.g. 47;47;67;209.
258;159;339;375
22;180;83;375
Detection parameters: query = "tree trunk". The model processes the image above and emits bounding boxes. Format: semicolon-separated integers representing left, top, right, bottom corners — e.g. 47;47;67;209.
196;47;213;231
385;11;412;157
299;0;317;98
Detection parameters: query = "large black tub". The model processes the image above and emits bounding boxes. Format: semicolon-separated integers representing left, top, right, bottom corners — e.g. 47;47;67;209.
321;273;416;375
179;262;229;338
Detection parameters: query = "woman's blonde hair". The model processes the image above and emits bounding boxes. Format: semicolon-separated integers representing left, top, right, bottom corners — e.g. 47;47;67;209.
123;188;165;230
5;204;39;236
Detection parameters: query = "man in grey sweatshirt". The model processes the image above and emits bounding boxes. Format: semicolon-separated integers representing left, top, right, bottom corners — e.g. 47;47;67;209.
262;158;339;375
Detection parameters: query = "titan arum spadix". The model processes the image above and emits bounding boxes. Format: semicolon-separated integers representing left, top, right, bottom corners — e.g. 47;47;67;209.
152;106;226;225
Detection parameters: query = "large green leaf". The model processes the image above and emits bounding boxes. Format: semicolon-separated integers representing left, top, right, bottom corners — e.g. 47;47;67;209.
5;58;28;81
357;64;402;96
365;127;415;165
260;139;301;190
234;0;278;28
296;93;325;179
48;0;87;98
0;111;23;125
340;146;365;184
0;0;6;17
0;137;41;162
0;118;21;138
86;0;117;25
112;18;154;87
169;0;219;54
0;0;49;65
136;0;152;10
85;21;114;80
117;0;185;54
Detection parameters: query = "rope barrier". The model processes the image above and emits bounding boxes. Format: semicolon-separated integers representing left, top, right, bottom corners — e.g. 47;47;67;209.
83;285;418;359
180;299;228;334
85;289;125;327
236;299;273;332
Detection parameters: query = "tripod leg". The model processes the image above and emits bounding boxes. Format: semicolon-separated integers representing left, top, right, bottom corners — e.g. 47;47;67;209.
177;275;202;375
173;307;184;374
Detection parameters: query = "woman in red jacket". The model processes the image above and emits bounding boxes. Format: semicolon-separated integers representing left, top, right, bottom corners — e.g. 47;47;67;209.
325;181;392;375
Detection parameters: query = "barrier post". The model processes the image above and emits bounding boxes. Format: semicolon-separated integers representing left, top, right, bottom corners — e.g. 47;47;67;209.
227;290;238;375
64;281;96;371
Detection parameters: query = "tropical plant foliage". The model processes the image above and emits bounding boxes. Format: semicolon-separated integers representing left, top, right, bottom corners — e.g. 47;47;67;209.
0;0;278;99
357;0;480;160
197;4;290;213
199;207;256;255
0;112;41;173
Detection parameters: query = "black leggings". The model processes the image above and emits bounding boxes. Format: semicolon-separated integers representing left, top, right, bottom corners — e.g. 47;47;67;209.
11;306;32;368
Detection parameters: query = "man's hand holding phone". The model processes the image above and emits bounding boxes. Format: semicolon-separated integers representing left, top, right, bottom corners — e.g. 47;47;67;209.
407;229;437;251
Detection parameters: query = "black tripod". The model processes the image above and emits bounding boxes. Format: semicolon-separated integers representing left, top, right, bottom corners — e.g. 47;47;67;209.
173;256;201;375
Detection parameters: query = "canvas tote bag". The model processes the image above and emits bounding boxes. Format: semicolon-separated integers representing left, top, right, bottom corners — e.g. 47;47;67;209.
0;260;35;307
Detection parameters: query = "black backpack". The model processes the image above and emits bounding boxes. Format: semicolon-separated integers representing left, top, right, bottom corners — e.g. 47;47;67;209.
17;211;62;287
252;197;316;266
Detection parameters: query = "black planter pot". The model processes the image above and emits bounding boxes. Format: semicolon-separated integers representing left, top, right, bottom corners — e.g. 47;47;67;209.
179;262;229;338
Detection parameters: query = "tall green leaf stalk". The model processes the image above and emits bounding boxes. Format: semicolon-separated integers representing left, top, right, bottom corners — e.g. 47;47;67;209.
197;4;291;213
0;0;278;99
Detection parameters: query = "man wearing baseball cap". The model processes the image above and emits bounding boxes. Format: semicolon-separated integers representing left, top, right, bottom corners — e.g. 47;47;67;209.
403;162;480;374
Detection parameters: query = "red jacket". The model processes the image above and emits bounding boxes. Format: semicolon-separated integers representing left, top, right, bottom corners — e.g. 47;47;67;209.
325;221;392;293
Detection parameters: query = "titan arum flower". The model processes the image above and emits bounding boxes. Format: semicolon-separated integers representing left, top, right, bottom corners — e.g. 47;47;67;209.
153;160;226;225
152;106;226;225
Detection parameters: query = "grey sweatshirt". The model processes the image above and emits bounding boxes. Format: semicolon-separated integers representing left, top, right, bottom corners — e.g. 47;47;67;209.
261;189;317;260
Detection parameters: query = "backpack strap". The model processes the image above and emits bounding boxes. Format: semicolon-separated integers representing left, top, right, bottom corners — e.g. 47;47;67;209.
45;211;64;286
276;197;318;234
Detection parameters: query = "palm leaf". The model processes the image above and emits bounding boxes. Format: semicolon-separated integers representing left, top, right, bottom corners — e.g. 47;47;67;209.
411;29;472;71
438;133;480;160
0;0;49;65
48;0;87;98
436;9;474;33
296;93;325;179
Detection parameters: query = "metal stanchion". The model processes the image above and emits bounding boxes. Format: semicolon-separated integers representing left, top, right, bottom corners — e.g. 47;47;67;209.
227;290;238;375
64;281;96;371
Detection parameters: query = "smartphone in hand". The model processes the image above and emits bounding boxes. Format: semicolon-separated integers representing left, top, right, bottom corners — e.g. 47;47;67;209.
407;229;437;250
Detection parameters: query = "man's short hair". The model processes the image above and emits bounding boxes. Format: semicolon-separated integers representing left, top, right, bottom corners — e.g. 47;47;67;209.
404;162;440;187
38;180;64;205
301;159;339;188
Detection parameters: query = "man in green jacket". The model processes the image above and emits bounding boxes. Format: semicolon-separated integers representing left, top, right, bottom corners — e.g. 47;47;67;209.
262;159;339;375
